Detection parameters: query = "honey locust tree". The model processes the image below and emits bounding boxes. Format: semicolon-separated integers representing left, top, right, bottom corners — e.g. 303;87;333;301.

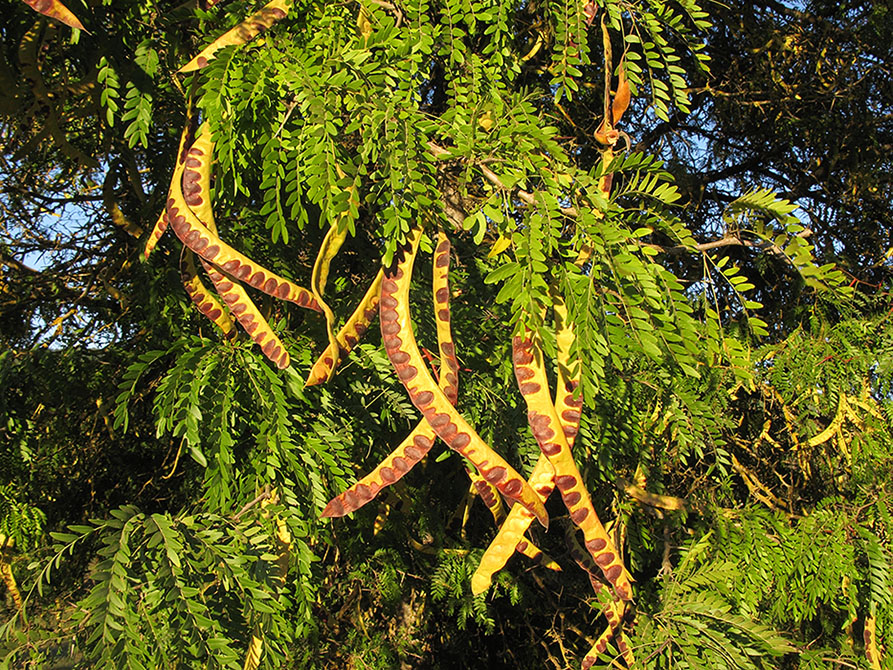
0;0;891;668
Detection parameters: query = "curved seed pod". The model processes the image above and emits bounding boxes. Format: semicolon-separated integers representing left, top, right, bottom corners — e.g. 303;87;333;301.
324;240;461;517
512;334;632;600
204;263;291;369
381;228;548;528
166;160;320;312
432;232;459;406
145;116;198;259
305;270;383;386
21;0;85;31
181;248;237;339
179;0;290;73
552;290;583;448
310;223;349;380
181;129;216;226
566;524;634;669
179;130;289;367
472;294;578;595
321;425;436;517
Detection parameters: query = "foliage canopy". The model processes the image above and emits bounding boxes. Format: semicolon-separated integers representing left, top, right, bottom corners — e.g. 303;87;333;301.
0;0;891;667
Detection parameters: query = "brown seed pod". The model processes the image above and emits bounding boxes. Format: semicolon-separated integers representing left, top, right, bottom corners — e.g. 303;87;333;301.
322;232;462;517
180;248;237;339
380;228;548;528
21;0;85;31
179;0;290;73
166;159;320;312
180;129;290;367
512;333;632;601
472;292;579;595
145;115;198;259
432;232;459;406
320;426;437;517
204;263;291;369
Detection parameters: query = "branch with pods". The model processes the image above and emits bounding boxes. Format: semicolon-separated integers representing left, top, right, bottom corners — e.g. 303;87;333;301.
140;1;647;665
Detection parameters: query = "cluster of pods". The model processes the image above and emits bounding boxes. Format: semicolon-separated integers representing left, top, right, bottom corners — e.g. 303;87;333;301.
141;1;636;666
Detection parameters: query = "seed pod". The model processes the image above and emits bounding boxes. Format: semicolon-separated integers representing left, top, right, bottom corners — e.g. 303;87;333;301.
471;456;555;595
145;116;198;259
380;228;548;528
512;333;631;601
180;129;289;367
564;522;634;668
179;0;290;73
321;426;437;517
21;0;85;31
204;263;291;368
102;169;143;239
611;60;631;126
310;223;349;380
865;613;882;670
472;293;580;595
180;248;237;339
305;270;383;386
181;129;216;226
323;235;461;516
465;465;561;571
432;232;459;406
166;159;320;312
552;291;583;448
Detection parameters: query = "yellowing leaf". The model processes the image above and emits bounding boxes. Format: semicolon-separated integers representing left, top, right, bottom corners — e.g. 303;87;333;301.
487;233;513;258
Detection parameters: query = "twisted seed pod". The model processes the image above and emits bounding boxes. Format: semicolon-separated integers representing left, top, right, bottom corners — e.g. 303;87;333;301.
381;228;548;528
465;465;560;571
166;159;320;312
512;333;631;600
323;234;460;517
179;0;290;73
145;116;198;259
310;223;349;380
305;270;383;386
472;294;580;595
180;248;237;338
180;131;290;367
